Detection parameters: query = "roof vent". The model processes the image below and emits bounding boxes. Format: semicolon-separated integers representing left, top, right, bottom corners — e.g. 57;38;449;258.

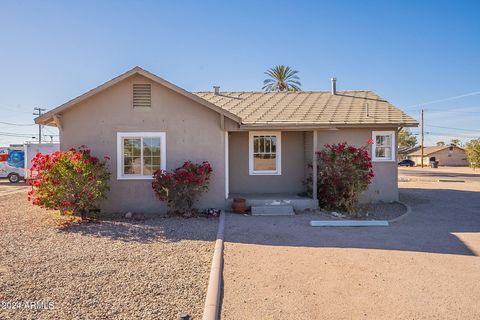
213;86;220;95
331;77;337;95
133;84;151;108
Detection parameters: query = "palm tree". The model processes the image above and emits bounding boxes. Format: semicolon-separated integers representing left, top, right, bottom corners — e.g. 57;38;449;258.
262;65;301;92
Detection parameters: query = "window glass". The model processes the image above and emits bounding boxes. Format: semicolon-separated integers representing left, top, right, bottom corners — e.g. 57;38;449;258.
253;135;278;172
120;134;164;177
143;137;161;176
123;138;141;175
373;132;394;160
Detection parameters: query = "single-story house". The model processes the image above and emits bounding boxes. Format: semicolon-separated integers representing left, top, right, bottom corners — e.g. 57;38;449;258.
407;145;468;166
398;146;420;160
35;67;418;214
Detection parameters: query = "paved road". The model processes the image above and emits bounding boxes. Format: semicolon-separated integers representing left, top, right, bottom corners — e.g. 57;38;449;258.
0;180;29;197
399;166;480;183
222;179;480;319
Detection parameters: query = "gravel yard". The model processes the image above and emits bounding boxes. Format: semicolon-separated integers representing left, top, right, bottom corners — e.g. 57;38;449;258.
0;192;217;320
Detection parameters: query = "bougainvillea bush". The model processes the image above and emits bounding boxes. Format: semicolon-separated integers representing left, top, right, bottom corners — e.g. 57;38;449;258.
305;142;374;216
28;146;110;220
152;161;212;215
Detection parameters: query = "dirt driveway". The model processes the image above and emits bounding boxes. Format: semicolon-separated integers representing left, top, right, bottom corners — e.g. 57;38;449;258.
222;179;480;319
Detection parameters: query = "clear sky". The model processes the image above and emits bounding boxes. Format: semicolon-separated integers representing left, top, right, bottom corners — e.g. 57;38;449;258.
1;0;479;146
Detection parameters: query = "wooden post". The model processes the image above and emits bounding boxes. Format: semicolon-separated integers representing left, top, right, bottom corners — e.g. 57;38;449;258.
312;130;318;200
421;109;424;168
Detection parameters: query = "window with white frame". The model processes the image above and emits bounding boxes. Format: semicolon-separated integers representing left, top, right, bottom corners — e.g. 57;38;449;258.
372;131;395;161
117;132;166;179
249;131;281;175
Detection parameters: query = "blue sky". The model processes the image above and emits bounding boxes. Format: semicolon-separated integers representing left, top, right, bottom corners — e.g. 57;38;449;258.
1;0;479;145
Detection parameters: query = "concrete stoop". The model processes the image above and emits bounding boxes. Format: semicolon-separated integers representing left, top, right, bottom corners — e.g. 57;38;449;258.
227;194;319;212
251;205;294;216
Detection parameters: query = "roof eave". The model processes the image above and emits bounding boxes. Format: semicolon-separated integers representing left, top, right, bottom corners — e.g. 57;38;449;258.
240;122;418;130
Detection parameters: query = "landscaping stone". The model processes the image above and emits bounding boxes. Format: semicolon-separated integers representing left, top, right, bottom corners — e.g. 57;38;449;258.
0;192;217;320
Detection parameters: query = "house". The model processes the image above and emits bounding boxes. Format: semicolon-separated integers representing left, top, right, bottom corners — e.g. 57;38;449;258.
35;67;418;214
398;146;420;160
407;145;468;166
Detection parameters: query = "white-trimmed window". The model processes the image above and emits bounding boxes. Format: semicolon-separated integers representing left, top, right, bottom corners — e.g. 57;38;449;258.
116;132;166;179
372;131;395;161
249;131;281;175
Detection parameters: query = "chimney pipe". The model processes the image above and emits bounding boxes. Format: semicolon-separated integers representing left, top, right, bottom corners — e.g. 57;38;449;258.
331;77;337;95
213;86;220;95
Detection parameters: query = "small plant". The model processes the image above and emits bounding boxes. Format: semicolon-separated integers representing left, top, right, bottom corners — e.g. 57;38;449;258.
305;141;374;217
28;146;110;220
152;161;212;215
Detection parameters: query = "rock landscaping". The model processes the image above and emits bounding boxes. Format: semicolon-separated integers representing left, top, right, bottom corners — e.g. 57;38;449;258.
0;192;217;320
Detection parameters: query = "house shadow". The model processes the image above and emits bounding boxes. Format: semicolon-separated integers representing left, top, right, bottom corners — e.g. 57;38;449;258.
223;187;480;256
58;215;219;243
58;187;480;256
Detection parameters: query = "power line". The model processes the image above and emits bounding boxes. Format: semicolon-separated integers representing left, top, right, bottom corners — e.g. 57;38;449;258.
405;91;480;109
426;125;480;133
0;121;36;126
0;131;37;138
426;110;480;115
426;131;479;139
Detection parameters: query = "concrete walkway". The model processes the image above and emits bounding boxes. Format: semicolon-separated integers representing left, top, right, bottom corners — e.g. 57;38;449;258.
221;180;480;319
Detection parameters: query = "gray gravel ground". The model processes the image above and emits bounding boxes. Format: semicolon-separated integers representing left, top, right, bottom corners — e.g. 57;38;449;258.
0;192;217;320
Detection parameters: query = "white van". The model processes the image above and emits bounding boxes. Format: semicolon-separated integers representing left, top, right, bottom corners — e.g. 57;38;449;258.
0;144;59;183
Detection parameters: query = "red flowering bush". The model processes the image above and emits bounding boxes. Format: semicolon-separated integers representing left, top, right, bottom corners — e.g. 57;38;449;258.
152;161;212;215
28;145;110;220
305;142;374;216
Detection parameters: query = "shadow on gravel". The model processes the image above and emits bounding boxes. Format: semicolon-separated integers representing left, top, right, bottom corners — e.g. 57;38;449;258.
59;216;218;243
225;188;480;256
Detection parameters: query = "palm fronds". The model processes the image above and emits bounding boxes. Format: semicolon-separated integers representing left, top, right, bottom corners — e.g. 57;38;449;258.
262;65;302;92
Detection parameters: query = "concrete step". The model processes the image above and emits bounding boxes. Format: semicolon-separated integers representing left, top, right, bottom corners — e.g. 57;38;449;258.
251;205;294;216
227;195;318;211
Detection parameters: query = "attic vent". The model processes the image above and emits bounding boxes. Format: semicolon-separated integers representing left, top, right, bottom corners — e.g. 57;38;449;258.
133;84;151;108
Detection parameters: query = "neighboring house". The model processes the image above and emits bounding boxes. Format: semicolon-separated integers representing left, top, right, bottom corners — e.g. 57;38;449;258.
35;67;418;214
398;146;420;160
407;145;468;166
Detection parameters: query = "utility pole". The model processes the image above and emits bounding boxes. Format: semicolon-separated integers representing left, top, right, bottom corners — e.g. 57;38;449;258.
421;109;424;168
33;107;46;144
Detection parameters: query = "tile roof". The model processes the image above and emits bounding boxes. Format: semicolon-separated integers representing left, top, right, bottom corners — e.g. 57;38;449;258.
194;91;418;127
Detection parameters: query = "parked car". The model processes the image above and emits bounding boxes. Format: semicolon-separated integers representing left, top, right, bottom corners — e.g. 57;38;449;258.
398;159;415;167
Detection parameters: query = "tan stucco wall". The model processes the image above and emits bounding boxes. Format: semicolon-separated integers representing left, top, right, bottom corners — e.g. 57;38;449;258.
228;131;305;194
59;74;226;214
228;128;399;202
315;128;399;203
408;147;468;166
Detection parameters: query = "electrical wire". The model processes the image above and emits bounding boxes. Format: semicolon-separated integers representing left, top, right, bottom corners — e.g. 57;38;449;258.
0;121;36;126
0;131;37;138
426;131;479;139
426;125;480;133
404;91;480;109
